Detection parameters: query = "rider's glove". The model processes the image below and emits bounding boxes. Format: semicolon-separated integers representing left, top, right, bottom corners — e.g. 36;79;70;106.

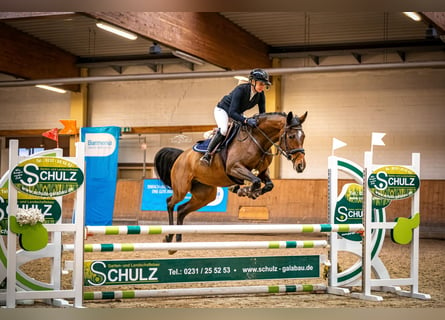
244;118;258;127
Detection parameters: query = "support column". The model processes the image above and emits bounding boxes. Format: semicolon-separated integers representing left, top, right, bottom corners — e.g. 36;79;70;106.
69;68;88;156
265;58;282;178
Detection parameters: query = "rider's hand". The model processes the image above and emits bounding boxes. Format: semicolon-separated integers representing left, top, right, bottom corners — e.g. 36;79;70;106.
245;118;257;127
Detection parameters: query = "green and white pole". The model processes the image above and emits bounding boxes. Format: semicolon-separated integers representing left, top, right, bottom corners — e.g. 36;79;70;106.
86;223;364;236
64;240;329;252
84;283;328;300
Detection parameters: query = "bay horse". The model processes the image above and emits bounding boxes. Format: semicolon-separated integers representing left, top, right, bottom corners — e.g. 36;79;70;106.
154;111;307;245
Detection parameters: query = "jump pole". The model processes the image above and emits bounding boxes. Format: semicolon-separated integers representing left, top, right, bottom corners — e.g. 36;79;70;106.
84;283;328;300
64;239;329;252
77;226;339;300
85;223;364;236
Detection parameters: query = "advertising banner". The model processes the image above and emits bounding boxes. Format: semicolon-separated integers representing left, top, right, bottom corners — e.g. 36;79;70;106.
84;255;320;286
80;126;120;225
141;179;228;212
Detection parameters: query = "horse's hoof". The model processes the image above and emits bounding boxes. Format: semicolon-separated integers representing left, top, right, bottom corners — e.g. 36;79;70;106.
168;250;177;255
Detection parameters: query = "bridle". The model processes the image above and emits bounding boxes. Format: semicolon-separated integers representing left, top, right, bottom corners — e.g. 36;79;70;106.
280;124;305;160
242;118;305;161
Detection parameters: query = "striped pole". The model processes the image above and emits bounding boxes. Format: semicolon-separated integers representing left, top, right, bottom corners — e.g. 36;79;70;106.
86;224;364;236
84;283;327;300
64;239;328;252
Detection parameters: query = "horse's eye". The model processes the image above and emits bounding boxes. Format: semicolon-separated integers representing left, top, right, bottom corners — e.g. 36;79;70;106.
289;134;296;139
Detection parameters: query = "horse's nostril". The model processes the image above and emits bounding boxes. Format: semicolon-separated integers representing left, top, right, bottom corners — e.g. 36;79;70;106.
296;161;306;173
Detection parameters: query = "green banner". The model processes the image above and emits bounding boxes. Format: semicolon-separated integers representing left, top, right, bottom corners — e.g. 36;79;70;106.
84;255;320;286
368;165;420;200
11;157;84;197
0;187;61;235
334;183;390;241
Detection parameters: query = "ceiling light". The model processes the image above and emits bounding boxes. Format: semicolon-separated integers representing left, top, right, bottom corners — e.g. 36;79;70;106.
172;50;205;65
35;85;66;94
96;21;138;40
403;12;422;22
234;75;249;84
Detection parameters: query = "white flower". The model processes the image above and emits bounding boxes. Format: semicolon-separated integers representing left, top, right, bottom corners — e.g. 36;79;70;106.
16;207;45;226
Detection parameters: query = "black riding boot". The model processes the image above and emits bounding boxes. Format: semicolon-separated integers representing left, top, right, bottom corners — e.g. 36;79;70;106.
200;131;225;167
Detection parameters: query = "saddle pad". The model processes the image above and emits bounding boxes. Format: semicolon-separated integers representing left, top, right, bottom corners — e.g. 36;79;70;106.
192;123;240;154
193;139;210;153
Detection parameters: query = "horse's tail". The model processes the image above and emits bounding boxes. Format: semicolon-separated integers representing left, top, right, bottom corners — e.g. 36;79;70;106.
154;147;184;188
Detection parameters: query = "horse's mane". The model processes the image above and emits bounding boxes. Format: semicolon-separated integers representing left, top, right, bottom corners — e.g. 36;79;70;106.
253;112;286;120
254;112;287;124
256;112;286;118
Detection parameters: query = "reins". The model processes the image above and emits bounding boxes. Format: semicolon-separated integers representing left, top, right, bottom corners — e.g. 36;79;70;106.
241;119;305;160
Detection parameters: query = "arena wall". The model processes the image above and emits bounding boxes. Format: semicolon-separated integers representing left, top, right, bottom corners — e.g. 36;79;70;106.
62;179;445;239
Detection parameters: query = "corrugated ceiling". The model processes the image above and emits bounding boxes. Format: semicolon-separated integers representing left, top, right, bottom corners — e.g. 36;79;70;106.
3;14;165;58
220;12;426;46
0;12;435;62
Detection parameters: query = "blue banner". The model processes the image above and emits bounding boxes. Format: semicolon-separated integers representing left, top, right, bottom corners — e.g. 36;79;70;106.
80;126;120;225
141;179;228;212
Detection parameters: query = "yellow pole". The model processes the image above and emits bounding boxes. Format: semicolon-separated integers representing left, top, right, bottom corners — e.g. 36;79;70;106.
265;58;282;178
69;68;88;156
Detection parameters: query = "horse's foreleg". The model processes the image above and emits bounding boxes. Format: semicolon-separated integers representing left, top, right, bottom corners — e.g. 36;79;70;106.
228;164;262;196
228;185;240;194
258;171;274;195
261;180;274;194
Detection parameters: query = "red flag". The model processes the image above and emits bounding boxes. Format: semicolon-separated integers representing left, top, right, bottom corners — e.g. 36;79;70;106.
42;128;59;146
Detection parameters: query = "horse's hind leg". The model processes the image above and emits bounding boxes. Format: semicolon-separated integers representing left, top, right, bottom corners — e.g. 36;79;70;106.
175;183;217;243
164;190;187;243
164;196;175;243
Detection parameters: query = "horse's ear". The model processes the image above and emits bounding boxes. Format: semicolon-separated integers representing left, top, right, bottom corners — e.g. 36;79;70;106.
299;111;308;124
286;112;294;125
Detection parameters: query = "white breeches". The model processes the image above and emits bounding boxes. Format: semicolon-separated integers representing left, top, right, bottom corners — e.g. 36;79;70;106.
214;106;229;136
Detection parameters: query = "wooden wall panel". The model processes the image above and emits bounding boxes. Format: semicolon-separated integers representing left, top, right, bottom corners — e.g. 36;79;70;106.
113;180;143;221
62;179;445;239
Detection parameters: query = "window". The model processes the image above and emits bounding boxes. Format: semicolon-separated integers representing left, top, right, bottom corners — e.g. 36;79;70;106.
19;147;45;156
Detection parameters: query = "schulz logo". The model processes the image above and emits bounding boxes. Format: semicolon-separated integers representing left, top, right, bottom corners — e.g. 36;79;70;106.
11;157;84;197
368;165;419;200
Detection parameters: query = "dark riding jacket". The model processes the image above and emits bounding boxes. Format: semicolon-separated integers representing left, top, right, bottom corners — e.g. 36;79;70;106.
217;83;266;123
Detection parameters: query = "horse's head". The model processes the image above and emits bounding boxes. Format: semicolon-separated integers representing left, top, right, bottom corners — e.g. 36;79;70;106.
281;111;307;173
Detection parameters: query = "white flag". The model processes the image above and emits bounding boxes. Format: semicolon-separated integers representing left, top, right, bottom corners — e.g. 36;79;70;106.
371;132;386;146
332;138;347;151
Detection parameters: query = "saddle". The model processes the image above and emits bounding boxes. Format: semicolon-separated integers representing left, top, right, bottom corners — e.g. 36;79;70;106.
193;122;244;185
193;121;240;154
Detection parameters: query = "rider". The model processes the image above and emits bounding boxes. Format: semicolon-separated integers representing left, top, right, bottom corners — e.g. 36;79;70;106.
199;68;271;167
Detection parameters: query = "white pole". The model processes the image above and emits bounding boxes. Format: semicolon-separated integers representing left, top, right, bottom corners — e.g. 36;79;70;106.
328;156;339;288
6;140;19;307
85;224;364;235
72;142;86;308
352;151;383;301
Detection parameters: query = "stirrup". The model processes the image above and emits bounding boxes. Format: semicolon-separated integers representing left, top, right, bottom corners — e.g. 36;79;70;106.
199;154;212;167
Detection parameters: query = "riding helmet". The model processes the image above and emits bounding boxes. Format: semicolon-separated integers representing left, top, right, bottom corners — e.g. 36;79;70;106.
249;68;271;86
